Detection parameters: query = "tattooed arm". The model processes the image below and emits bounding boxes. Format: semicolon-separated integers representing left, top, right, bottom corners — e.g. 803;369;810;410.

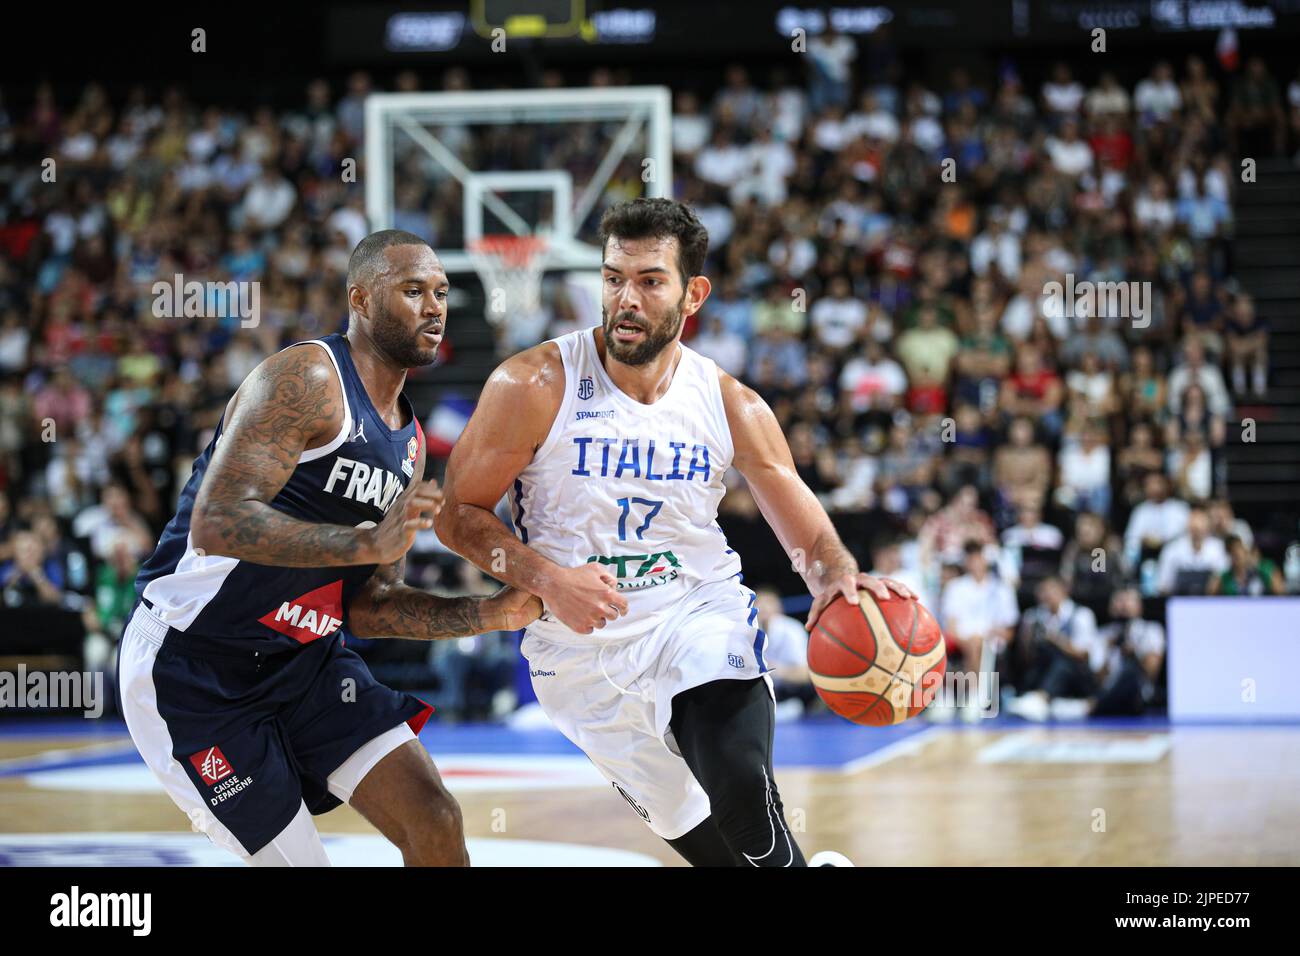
190;344;433;567
347;555;543;639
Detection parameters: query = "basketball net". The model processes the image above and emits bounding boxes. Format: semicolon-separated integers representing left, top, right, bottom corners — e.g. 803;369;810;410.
467;234;549;325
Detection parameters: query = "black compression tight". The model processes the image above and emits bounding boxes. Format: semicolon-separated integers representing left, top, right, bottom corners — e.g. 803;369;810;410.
665;677;806;867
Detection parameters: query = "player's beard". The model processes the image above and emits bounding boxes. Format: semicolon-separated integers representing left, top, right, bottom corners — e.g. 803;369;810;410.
602;294;685;367
371;300;440;369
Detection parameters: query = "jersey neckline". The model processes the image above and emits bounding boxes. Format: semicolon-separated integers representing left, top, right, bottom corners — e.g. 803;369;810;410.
333;334;418;443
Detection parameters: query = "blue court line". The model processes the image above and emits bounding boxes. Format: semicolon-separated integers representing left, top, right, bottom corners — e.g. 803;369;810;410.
2;713;1298;780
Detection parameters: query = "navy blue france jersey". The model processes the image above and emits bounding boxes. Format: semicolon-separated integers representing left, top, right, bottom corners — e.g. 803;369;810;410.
134;333;424;654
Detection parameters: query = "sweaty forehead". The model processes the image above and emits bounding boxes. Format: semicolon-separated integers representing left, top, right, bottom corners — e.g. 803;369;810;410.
604;235;679;271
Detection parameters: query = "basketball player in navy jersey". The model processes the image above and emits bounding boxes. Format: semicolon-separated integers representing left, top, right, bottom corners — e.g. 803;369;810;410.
119;230;541;867
436;199;913;866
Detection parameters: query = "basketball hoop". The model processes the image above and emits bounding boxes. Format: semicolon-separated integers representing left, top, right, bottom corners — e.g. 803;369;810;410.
468;234;549;324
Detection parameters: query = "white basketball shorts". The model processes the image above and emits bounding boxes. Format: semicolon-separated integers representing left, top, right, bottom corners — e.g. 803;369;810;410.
521;575;775;840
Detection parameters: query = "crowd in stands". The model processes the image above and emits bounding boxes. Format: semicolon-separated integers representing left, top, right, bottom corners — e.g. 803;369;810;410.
1;43;1298;721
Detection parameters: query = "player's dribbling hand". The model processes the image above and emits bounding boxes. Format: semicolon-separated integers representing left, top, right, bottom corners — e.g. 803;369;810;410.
362;478;444;565
542;562;630;635
804;572;915;632
483;586;545;631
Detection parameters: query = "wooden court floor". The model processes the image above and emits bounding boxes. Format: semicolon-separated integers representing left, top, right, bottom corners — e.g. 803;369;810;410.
2;725;1297;866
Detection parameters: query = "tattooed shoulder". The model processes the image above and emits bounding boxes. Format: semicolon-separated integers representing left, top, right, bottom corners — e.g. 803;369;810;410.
193;344;346;551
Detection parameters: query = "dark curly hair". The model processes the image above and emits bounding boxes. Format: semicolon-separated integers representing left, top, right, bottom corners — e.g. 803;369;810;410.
597;198;709;287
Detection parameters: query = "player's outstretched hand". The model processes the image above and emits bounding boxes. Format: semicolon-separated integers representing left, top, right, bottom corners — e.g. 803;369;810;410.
362;478;444;566
805;571;915;632
542;562;630;635
483;586;545;631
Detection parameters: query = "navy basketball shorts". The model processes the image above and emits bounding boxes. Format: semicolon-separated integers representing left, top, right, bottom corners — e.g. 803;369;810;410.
118;601;432;859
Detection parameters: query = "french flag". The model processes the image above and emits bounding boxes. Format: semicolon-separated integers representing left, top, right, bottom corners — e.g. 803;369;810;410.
424;395;477;457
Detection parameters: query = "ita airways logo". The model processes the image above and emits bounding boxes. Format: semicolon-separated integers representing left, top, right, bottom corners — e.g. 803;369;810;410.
585;551;681;591
577;376;594;400
190;746;234;786
259;580;345;643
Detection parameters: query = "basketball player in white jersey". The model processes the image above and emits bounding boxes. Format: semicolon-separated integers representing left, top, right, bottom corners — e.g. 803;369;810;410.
436;199;912;866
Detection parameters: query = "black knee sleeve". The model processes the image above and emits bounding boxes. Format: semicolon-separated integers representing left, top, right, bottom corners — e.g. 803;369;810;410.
669;678;806;867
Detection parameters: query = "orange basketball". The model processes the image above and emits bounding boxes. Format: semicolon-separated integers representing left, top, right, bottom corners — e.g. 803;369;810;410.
808;590;947;726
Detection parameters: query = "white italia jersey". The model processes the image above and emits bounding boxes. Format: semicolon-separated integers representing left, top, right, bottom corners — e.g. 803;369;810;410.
512;326;743;646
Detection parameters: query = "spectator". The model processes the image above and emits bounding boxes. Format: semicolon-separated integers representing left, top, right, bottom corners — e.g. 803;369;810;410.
1132;174;1177;235
88;530;138;670
838;337;906;422
1181;56;1219;121
1116;420;1163;511
1056;423;1112;516
993;416;1052;514
753;589;814;715
1060;512;1124;623
1006;576;1100;721
1041;63;1085;118
806;26;857;114
868;538;928;608
1119;345;1167;419
969;209;1021;280
239;165;296;232
672;90;711;157
1167;337;1231;418
1125;472;1190;557
1175;169;1232;243
939;402;994;495
1156;504;1229;595
1134;61;1182;124
1207;498;1253;550
715;64;761;129
895;304;958;413
1090;588;1165;716
1178;270;1227;356
810;276;868;351
1229;56;1286;157
1087;71;1131;117
0;529;65;607
1001;344;1064;437
691;315;747;377
1044;118;1094;178
1167;430;1213;503
1224;292;1268;396
940;540;1018;721
1166;381;1224;448
1209;535;1283;596
846;90;899;144
921;485;996;573
71;483;152;562
1065;350;1118;416
1001;502;1065;601
694;128;751;189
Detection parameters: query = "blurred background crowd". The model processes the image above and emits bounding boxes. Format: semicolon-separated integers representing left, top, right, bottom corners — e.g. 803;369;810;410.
2;35;1298;724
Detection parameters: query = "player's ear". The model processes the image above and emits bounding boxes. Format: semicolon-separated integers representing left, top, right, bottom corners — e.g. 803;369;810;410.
347;283;370;320
685;274;711;317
